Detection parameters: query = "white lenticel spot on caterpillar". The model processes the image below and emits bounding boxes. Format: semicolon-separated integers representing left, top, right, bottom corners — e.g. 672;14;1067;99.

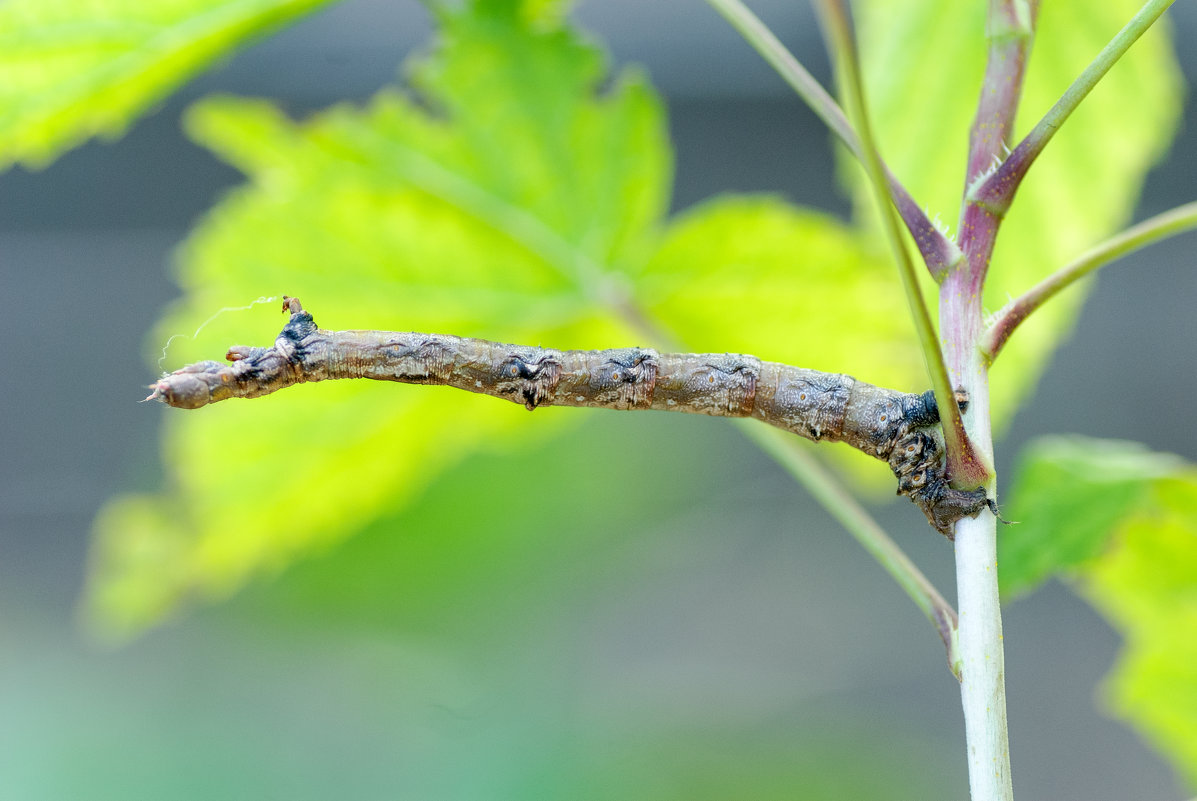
157;296;278;372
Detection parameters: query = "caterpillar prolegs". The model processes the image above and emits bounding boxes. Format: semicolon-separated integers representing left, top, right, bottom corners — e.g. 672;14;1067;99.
150;298;993;536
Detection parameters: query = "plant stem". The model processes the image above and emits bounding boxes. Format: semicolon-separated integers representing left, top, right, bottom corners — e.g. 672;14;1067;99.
814;0;990;489
969;0;1176;215
706;0;852;145
705;0;963;279
946;1;1037;796
739;422;961;675
954;508;1012;800
981;200;1197;361
962;0;1037;188
940;266;1010;801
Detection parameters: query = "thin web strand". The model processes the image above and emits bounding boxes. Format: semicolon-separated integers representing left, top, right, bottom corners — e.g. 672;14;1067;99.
156;296;278;372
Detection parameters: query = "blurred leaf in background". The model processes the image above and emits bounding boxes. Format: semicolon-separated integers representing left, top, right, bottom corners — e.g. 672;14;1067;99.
82;0;1035;635
0;0;340;168
86;0;670;636
1001;436;1197;787
82;0;1179;636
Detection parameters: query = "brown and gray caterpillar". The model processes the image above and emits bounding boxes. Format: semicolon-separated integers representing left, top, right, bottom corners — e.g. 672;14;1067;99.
150;297;992;536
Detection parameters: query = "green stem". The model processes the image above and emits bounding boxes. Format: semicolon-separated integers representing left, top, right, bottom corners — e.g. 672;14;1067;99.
969;0;1176;214
738;422;961;675
704;0;963;279
705;0;853;148
814;0;990;489
981;200;1197;361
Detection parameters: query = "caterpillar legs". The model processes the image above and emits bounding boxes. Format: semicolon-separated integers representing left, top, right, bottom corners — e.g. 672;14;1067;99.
889;428;992;539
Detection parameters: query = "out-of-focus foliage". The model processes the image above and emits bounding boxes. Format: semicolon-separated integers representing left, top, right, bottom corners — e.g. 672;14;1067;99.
86;0;1010;634
640;197;922;391
14;419;966;799
855;0;1182;421
0;0;1180;789
1002;436;1197;787
0;0;339;169
232;415;959;801
1087;479;1197;790
88;0;670;635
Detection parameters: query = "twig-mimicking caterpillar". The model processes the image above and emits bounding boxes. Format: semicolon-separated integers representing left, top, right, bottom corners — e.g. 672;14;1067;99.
150;297;993;536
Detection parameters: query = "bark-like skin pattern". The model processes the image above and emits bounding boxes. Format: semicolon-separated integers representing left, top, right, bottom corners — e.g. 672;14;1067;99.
150;299;990;536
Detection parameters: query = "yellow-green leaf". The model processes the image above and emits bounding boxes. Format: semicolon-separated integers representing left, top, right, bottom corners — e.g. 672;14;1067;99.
639;196;930;484
0;0;339;169
642;196;921;387
87;0;668;636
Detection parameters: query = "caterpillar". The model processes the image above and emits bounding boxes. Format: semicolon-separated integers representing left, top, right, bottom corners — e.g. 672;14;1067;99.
150;297;992;536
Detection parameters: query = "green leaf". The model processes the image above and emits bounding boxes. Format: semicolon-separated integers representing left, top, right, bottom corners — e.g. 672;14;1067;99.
1001;436;1197;786
855;0;1182;423
0;0;338;170
999;436;1184;598
87;0;670;636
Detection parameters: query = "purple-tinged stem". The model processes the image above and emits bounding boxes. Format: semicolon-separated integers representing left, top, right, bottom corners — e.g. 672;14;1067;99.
706;0;963;279
941;248;1010;801
944;3;1034;800
956;0;1036;294
969;0;1176;216
963;0;1038;188
981;200;1197;361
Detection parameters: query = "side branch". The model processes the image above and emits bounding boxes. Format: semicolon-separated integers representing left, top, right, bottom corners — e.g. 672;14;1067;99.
980;200;1197;361
150;298;991;535
739;422;961;675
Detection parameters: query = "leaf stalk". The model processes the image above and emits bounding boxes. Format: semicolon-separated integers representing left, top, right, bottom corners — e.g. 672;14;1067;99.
738;422;962;675
981;200;1197;361
613;292;965;671
704;0;963;278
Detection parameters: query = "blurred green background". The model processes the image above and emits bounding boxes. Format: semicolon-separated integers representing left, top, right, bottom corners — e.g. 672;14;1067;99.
2;1;1196;798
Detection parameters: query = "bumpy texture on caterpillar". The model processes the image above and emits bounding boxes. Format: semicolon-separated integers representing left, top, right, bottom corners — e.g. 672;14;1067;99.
151;297;992;537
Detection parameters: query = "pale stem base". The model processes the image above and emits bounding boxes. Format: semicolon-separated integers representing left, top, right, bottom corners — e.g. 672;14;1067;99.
955;510;1013;801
